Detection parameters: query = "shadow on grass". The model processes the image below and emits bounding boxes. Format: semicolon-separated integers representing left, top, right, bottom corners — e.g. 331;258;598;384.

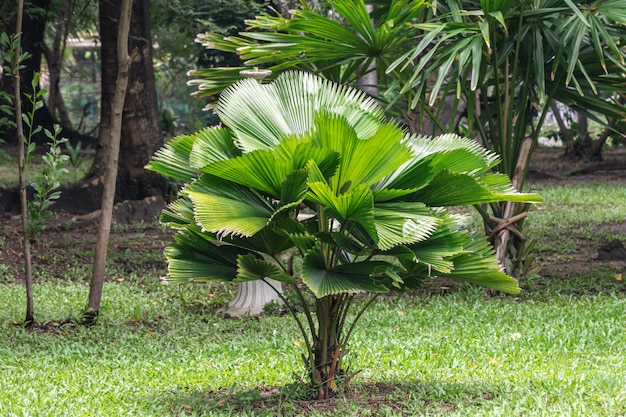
151;379;500;416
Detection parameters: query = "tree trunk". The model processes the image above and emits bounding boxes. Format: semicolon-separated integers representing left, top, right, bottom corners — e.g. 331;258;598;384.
493;137;533;276
84;0;133;324
550;100;574;144
578;112;588;142
313;295;345;400
271;0;298;17
92;0;165;202
587;118;616;160
13;0;35;326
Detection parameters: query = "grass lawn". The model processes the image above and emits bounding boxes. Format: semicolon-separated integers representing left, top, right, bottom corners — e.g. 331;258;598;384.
1;149;626;416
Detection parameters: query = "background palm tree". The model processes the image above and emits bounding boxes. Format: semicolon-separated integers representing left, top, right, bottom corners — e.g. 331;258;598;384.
395;0;626;273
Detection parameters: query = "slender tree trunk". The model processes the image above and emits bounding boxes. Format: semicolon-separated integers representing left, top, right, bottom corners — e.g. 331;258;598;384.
271;0;298;17
83;0;133;324
313;295;343;400
578;112;588;142
13;0;34;325
588;118;616;160
550;100;574;144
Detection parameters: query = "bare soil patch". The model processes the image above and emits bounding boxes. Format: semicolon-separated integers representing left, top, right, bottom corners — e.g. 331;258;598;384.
528;145;626;184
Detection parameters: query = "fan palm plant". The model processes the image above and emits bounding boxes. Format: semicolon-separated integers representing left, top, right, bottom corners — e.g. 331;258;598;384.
147;71;541;399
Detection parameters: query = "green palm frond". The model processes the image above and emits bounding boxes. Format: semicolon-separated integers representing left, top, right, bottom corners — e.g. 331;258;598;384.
165;230;247;283
406;134;500;173
415;170;541;206
302;245;389;297
236;254;294;284
145;133;199;182
151;71;536;295
185;174;274;237
402;214;473;274
224;226;297;257
217;72;384;153
186;66;251;99
307;182;375;237
188;127;241;170
310;112;413;191
441;239;521;294
203;148;295;198
376;133;501;192
160;198;195;227
373;202;442;250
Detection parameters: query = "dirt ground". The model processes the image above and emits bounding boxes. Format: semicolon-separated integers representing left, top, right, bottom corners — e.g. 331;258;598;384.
1;146;625;286
526;146;626;280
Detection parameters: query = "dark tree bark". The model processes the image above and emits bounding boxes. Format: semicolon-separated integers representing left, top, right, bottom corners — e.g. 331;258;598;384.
588;118;616;160
92;0;165;202
270;0;298;17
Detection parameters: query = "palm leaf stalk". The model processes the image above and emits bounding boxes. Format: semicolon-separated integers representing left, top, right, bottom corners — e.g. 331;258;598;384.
147;72;541;399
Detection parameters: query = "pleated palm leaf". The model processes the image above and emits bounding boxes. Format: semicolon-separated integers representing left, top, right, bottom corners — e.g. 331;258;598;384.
147;71;542;399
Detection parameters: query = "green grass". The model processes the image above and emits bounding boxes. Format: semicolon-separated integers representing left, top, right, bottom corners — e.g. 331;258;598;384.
526;183;626;256
1;284;625;416
1;178;626;416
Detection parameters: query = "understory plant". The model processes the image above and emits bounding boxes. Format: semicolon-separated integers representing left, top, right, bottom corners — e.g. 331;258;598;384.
147;71;541;399
3;28;69;323
19;74;69;234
